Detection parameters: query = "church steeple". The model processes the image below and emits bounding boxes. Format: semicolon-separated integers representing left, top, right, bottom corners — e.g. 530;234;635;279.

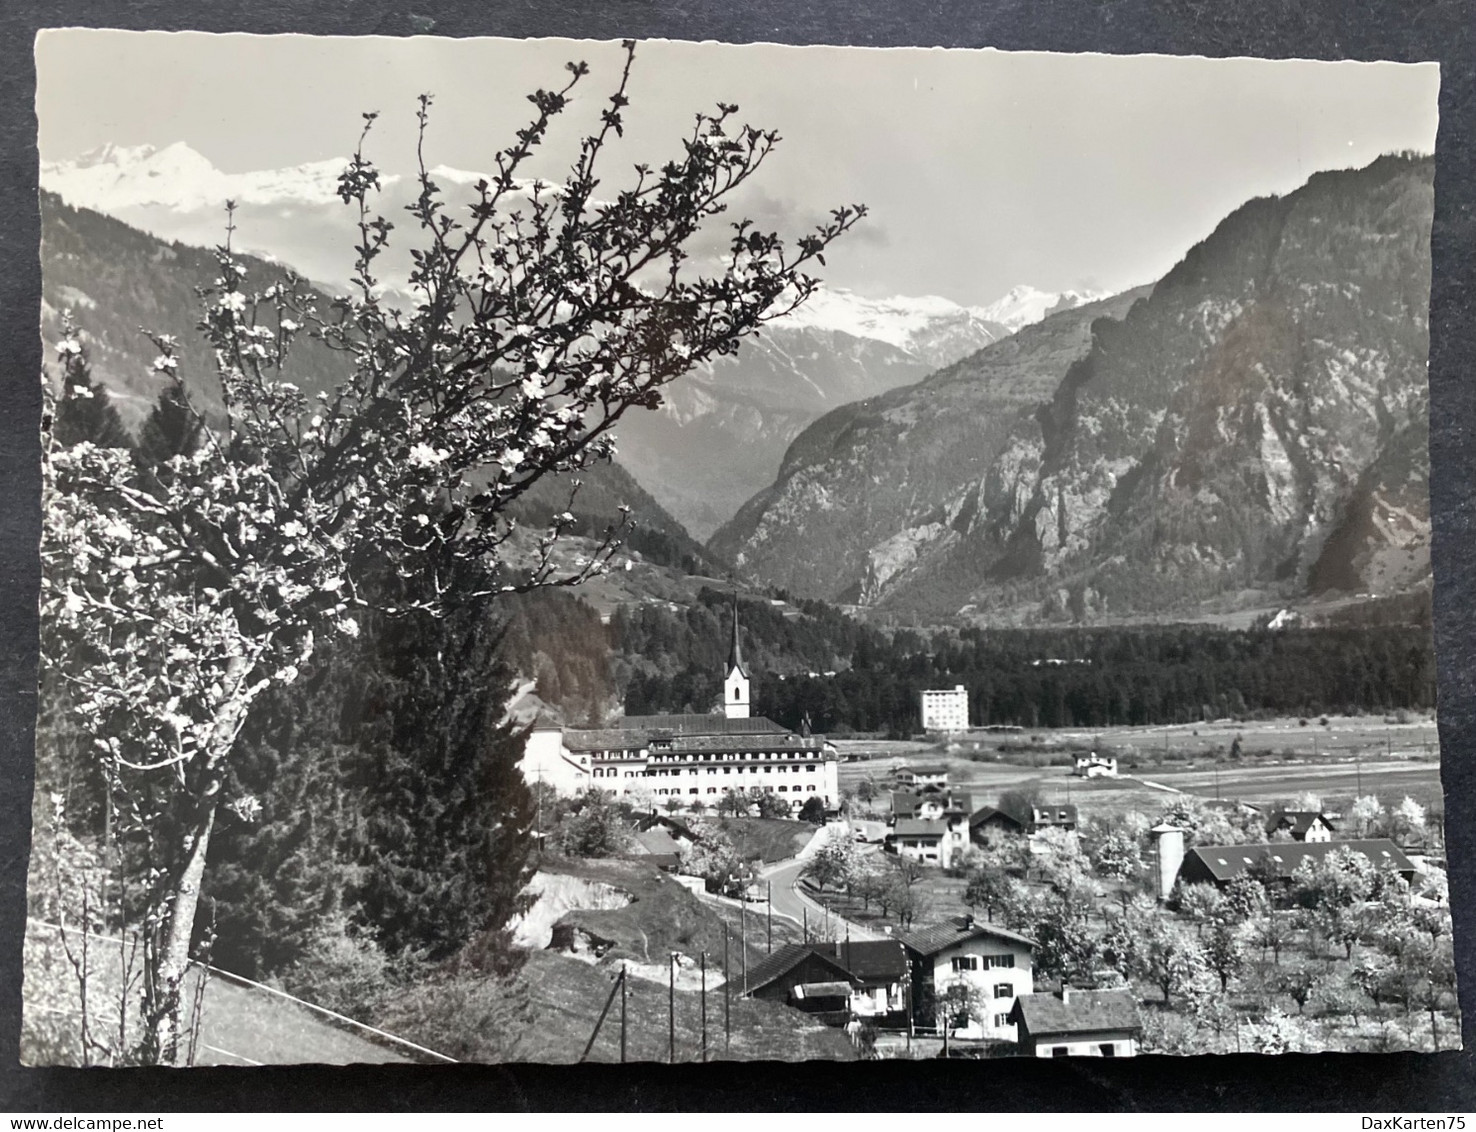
724;595;751;719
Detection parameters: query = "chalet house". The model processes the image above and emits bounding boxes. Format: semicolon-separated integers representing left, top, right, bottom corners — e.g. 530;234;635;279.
894;764;950;792
744;940;909;1025
1265;809;1336;842
1073;752;1118;778
1029;804;1078;834
970;806;1025;844
1176;839;1416;888
898;917;1035;1044
893;791;975;824
1007;988;1142;1057
885;819;949;867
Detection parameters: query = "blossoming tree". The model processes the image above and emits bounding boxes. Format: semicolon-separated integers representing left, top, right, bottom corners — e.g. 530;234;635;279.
40;40;864;1063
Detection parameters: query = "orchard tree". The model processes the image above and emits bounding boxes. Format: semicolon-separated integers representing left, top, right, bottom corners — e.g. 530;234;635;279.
39;41;863;1063
801;827;856;891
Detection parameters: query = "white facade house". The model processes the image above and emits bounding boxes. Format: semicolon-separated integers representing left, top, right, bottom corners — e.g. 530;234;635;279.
900;918;1036;1043
1073;752;1118;778
518;603;840;809
920;685;969;732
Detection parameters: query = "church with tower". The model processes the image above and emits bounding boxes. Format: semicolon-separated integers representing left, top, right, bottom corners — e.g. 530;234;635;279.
519;600;840;810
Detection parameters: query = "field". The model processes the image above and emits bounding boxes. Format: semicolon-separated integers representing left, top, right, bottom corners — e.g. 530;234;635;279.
837;714;1446;817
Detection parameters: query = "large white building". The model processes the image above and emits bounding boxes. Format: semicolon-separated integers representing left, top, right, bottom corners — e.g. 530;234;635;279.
520;602;840;808
920;684;970;732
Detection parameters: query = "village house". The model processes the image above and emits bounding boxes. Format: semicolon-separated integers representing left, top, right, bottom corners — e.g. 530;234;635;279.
893;764;950;792
885;819;949;867
969;806;1026;844
897;916;1035;1044
1028;804;1078;835
1073;751;1118;778
1175;838;1416;889
743;940;909;1026
1007;988;1142;1057
1265;809;1336;842
520;604;840;808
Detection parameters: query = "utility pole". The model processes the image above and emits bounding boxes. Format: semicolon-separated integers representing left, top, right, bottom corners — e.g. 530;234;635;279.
767;881;773;954
701;953;708;1063
803;906;808;943
724;928;731;1052
740;901;748;993
620;962;628;1064
669;953;676;1065
1357;751;1363;797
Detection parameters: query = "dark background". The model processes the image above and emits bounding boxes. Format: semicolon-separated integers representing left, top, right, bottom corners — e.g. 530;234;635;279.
2;0;1473;1112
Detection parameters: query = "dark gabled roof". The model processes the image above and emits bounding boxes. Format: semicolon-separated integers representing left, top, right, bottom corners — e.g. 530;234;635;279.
809;939;908;983
970;806;1024;830
1009;990;1142;1038
662;732;827;755
563;728;652;752
900;764;950;777
1266;809;1336;836
619;714;787;736
1182;838;1414;882
888;819;947;839
744;943;853;995
898;916;1035;958
891;791;922;815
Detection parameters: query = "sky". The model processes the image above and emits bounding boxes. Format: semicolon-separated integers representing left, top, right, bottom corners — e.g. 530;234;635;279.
35;32;1440;307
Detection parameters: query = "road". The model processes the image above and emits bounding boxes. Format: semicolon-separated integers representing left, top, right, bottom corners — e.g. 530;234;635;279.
760;836;888;943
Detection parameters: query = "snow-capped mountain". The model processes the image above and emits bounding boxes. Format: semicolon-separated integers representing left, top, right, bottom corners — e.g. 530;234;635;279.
39;141;1101;537
41;141;377;213
976;283;1111;333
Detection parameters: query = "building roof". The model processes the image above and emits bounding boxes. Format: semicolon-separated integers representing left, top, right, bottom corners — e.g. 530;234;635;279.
900;764;950;777
809;939;908;983
898;916;1035;958
889;819;948;839
659;733;828;756
970;806;1024;830
563;714;791;751
1009;990;1142;1039
744;943;853;995
1031;804;1079;825
631;828;682;857
728;597;750;679
1182;838;1414;882
1266;809;1336;836
890;791;923;816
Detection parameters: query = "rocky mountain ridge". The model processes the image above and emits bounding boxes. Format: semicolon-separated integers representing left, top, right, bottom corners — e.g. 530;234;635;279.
712;155;1434;626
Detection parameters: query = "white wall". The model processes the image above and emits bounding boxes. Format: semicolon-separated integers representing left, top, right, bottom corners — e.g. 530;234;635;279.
930;938;1033;1042
1032;1035;1138;1057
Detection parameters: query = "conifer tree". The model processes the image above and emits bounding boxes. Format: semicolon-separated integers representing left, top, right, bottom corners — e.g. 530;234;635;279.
50;327;131;451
